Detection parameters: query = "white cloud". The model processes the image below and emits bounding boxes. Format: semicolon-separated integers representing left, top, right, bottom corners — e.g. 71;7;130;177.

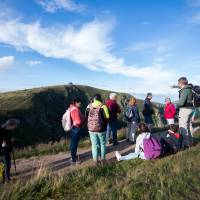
0;17;177;93
27;60;42;65
36;0;85;13
0;56;14;70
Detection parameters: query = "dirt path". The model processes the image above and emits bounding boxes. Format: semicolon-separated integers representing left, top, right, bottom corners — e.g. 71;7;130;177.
11;139;134;180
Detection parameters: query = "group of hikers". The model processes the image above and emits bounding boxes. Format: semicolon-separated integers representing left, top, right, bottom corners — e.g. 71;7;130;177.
0;76;200;184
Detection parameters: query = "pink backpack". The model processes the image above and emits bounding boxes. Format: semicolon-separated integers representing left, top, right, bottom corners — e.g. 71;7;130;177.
88;104;104;132
143;137;162;160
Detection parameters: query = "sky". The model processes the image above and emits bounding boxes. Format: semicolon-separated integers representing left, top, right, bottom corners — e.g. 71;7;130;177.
0;0;200;102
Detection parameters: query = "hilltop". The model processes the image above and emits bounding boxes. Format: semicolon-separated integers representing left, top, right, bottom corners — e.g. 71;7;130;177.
0;84;146;147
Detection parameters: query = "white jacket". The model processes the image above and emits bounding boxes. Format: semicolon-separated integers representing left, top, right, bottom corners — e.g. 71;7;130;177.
135;132;151;154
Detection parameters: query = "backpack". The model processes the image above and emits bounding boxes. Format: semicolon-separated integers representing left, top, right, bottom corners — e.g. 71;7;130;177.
124;107;135;122
62;107;77;132
88;104;104;132
143;137;162;160
161;131;182;154
192;85;200;107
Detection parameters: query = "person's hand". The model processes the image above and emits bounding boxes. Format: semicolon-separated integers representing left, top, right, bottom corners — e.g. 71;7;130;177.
2;141;6;148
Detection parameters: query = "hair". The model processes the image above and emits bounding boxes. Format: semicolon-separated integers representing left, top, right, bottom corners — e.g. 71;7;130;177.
146;93;152;98
165;97;171;102
178;77;188;85
169;124;178;133
72;97;81;105
128;96;136;106
138;123;150;133
94;94;102;102
110;93;117;100
4;119;19;128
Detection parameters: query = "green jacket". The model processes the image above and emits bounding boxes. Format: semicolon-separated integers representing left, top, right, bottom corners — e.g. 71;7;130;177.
177;85;193;108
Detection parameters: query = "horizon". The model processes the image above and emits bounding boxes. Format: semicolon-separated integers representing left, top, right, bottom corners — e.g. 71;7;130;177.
0;0;199;101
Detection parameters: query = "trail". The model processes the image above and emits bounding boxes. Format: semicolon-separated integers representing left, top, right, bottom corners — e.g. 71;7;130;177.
10;139;135;180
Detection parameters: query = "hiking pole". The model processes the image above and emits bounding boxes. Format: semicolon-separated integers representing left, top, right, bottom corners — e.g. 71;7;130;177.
12;150;17;175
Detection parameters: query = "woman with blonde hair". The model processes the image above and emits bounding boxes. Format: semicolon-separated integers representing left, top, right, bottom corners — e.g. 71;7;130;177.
124;96;140;144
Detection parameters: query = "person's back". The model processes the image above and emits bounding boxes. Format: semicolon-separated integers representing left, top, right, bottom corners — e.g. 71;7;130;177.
105;99;121;121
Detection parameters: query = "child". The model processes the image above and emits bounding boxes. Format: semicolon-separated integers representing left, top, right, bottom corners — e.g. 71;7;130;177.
115;123;161;161
125;97;140;144
164;98;176;125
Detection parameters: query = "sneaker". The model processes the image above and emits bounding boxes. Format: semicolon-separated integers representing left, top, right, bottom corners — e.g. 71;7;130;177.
115;151;122;161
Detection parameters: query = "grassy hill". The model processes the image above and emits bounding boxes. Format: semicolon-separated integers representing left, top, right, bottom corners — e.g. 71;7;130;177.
1;133;200;200
0;84;146;147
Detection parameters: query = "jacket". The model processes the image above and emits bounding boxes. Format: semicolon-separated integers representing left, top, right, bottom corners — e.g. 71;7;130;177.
105;99;121;121
177;85;193;108
125;105;141;123
164;103;176;119
0;127;13;155
142;98;154;117
69;105;85;128
86;100;109;132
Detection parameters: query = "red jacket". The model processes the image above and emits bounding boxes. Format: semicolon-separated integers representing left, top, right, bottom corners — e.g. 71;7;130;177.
69;105;85;128
105;99;121;121
164;103;176;119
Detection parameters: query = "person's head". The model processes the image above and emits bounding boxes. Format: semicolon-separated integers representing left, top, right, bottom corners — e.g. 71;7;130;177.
138;123;150;133
146;93;152;100
178;77;188;89
169;124;178;133
94;94;102;102
165;97;171;104
72;97;81;108
128;96;137;106
110;93;117;101
4;119;19;130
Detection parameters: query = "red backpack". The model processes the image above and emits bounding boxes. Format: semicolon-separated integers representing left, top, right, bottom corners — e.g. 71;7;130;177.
88;104;104;132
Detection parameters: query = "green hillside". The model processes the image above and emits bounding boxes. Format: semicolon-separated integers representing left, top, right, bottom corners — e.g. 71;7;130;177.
0;84;145;147
1;133;200;200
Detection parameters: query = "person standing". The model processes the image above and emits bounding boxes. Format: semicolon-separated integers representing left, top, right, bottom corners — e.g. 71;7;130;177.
142;93;154;131
125;97;140;144
106;93;121;146
176;77;194;148
0;119;19;184
164;98;176;125
68;98;85;165
86;94;109;164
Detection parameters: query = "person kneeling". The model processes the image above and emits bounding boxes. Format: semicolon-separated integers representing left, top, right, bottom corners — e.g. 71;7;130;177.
116;123;162;161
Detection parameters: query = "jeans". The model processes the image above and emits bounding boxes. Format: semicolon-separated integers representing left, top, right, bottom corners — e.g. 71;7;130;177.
2;153;11;183
89;132;106;161
70;127;81;162
126;121;138;142
106;120;118;144
120;151;146;161
179;108;194;147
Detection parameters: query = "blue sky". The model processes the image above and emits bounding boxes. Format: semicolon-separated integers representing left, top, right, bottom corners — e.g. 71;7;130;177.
0;0;200;102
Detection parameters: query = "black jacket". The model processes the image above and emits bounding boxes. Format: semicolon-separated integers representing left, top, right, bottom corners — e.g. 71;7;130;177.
0;127;13;155
142;98;154;117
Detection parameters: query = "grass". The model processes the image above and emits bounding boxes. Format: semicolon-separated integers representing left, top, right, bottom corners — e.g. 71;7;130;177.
1;132;199;200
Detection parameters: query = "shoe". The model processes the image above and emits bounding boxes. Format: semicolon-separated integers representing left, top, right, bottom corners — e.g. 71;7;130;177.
70;160;76;165
129;141;135;145
115;151;122;161
113;142;119;146
109;139;112;144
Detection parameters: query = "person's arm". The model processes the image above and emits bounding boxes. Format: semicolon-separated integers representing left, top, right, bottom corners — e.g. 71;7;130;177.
117;103;121;113
102;105;110;119
134;136;140;154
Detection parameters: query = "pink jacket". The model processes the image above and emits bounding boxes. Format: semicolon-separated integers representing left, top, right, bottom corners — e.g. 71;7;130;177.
164;103;176;119
69;105;85;128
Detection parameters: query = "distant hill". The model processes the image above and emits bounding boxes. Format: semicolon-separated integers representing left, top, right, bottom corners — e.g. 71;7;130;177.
0;85;139;147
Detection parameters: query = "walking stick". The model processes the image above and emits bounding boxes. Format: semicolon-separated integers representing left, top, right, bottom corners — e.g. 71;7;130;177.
12;150;17;175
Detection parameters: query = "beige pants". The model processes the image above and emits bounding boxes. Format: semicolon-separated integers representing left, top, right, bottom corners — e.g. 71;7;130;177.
126;121;138;142
179;107;194;146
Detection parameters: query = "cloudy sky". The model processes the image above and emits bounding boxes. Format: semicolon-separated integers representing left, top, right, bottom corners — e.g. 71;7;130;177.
0;0;200;101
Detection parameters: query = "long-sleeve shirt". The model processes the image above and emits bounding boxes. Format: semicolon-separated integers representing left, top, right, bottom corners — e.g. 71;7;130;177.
135;132;151;154
177;85;193;108
69;105;85;128
105;99;121;121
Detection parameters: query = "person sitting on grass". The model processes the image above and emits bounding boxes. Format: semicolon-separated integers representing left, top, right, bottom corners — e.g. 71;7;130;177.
115;123;162;161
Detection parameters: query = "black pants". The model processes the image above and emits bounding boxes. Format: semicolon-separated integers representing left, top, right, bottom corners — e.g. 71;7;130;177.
2;153;11;183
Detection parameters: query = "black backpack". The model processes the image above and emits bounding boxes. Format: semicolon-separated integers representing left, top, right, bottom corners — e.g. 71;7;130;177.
192;85;200;107
124;107;135;122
